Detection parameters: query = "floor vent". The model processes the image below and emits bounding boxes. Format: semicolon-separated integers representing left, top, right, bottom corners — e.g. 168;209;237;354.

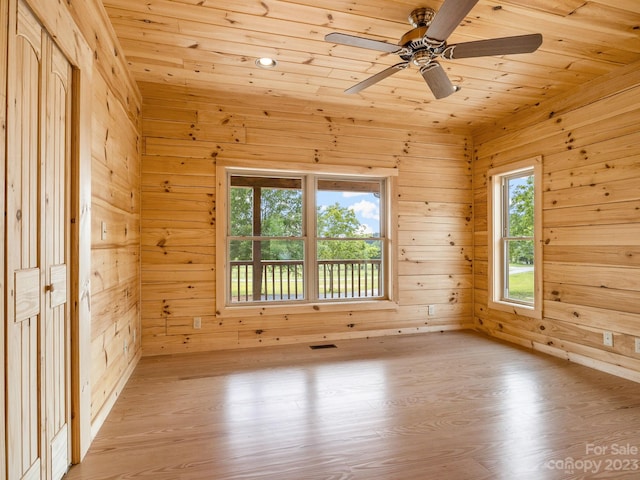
309;344;337;350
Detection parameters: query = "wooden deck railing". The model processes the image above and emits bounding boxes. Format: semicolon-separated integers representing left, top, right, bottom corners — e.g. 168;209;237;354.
230;259;382;302
317;259;382;299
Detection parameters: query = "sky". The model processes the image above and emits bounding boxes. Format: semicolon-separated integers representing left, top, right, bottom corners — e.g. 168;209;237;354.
316;190;380;235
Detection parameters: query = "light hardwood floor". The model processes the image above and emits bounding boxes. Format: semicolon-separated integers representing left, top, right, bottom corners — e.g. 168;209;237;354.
64;331;640;479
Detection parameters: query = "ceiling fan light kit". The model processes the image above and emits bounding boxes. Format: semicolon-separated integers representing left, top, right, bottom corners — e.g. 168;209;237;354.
325;0;543;99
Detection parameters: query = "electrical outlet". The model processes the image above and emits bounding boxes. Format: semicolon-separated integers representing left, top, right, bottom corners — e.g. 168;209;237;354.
193;316;202;329
428;305;435;316
603;331;613;347
101;221;107;240
635;338;640;354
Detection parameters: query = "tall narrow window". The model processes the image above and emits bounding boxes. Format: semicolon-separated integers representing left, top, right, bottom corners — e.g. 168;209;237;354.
501;171;534;305
225;171;389;306
488;157;542;318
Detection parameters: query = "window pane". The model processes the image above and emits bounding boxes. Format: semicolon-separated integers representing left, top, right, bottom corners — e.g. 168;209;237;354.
316;179;381;238
260;187;303;237
505;240;534;304
507;174;534;237
230;176;303;237
229;239;252;261
229;187;253;236
317;239;382;299
230;239;304;303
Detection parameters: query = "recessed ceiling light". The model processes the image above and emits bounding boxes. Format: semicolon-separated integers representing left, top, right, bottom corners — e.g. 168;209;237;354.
256;57;277;68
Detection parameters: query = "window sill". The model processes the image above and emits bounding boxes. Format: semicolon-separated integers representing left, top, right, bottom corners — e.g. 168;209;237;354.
216;299;399;318
488;299;542;320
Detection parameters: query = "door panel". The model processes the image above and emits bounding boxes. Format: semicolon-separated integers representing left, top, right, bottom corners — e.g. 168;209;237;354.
14;268;41;322
6;1;72;479
6;2;43;476
42;38;72;480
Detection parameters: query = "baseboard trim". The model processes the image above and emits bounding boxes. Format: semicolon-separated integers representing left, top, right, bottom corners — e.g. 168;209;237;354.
477;328;640;384
533;341;640;384
90;350;142;440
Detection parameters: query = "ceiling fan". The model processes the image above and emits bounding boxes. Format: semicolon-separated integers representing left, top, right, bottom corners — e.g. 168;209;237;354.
325;0;543;99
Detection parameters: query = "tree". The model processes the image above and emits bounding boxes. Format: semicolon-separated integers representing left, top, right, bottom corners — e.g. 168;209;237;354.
229;191;381;262
508;175;534;264
316;202;361;238
316;203;381;260
229;187;253;261
229;186;303;261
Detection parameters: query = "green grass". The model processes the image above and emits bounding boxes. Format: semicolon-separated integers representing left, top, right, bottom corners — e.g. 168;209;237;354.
507;265;534;303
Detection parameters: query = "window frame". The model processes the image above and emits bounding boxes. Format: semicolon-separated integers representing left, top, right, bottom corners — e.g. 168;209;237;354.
314;175;387;302
227;173;306;304
487;156;542;319
216;161;399;318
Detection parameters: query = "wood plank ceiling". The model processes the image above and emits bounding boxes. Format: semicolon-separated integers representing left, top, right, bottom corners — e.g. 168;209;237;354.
102;0;640;130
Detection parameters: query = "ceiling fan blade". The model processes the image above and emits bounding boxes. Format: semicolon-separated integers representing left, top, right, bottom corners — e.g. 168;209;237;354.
420;61;458;99
425;0;479;42
325;32;400;53
446;34;543;59
345;62;409;94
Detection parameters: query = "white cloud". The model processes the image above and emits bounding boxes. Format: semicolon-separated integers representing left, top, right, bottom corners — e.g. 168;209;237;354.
357;224;374;235
349;200;379;221
342;191;369;198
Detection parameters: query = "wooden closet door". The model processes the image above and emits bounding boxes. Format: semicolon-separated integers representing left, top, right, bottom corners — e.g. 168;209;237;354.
6;1;72;479
42;36;72;480
6;1;44;477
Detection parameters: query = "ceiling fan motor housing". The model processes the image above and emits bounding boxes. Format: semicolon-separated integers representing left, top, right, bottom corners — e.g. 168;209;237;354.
399;8;449;67
408;7;435;28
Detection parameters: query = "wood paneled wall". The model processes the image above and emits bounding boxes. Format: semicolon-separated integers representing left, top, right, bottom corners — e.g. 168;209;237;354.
66;1;143;426
89;70;141;426
140;82;473;355
473;60;640;380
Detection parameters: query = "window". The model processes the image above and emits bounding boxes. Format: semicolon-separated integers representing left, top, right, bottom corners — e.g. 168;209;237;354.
488;157;542;318
224;170;390;307
501;171;535;304
316;178;384;300
228;175;305;303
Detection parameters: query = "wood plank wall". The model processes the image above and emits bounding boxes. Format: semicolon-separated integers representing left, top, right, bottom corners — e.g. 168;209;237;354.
0;0;8;473
89;72;141;424
473;59;640;379
52;0;143;426
140;82;473;355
